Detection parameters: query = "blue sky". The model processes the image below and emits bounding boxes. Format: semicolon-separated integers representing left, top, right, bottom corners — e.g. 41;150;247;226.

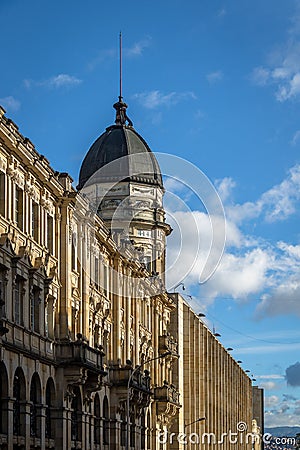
1;0;300;427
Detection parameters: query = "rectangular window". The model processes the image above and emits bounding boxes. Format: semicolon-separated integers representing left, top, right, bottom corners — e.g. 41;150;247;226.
95;257;99;289
47;215;54;253
137;229;151;238
14;278;23;325
31;201;39;242
0;268;6;318
0;173;5;217
71;233;77;271
30;288;40;333
15;187;23;230
103;265;108;296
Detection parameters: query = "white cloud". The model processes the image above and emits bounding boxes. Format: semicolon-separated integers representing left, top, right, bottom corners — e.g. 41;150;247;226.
265;395;280;408
206;70;223;84
264;393;300;427
257;374;285;380
291;129;300;145
166;164;300;318
227;164;300;224
251;66;270;86
217;8;226;18
265;410;300;427
215;177;236;203
234;342;300;355
251;9;300;102
124;36;152;57
0;96;21;112
87;48;116;71
260;381;278;391
133;90;196;109
24;74;82;89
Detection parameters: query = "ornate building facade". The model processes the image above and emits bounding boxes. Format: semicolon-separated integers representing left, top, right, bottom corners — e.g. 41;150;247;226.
0;99;255;450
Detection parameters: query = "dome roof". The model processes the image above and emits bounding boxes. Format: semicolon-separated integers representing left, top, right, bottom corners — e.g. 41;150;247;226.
77;99;163;190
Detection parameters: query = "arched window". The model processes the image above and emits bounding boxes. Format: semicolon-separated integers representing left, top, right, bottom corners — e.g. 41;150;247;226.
103;396;109;445
30;373;41;437
71;387;82;443
0;362;8;434
94;393;100;445
45;378;56;439
13;368;26;436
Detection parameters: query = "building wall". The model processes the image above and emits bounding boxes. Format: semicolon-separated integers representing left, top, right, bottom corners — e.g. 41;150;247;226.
0;106;255;450
0;107;180;450
169;294;253;450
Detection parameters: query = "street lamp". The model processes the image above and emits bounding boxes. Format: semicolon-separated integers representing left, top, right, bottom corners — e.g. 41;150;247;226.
126;351;171;450
173;282;185;293
184;417;206;430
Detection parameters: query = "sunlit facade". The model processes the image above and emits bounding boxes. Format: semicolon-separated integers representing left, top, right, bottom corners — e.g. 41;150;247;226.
0;102;254;450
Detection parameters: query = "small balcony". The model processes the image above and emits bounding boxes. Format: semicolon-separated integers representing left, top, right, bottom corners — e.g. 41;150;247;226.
109;364;152;408
158;333;179;356
55;338;106;376
109;365;151;392
154;383;180;406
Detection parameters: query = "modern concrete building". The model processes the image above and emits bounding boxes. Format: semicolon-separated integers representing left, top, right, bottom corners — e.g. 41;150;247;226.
0;97;256;450
168;293;253;450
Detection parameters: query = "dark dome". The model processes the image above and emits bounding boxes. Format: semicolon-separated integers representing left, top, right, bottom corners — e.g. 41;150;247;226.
77;101;163;190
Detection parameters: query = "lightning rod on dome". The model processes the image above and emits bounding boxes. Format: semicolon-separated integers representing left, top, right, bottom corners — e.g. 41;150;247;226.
119;31;123;102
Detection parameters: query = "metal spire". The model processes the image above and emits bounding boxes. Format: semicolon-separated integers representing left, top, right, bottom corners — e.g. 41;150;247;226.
119;31;123;102
113;32;133;127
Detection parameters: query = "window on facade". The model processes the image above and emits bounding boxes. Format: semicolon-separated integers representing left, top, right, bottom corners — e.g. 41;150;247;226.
45;378;55;439
95;257;99;289
137;229;151;238
14;186;23;230
14;277;23;325
31;201;39;242
103;264;108;296
30;374;41;437
130;413;135;448
71;387;82;442
94;394;100;445
0;363;8;435
142;256;151;273
30;287;40;333
120;410;126;447
0;173;5;217
71;233;77;271
13;368;25;436
103;396;109;445
0;268;7;318
94;324;100;347
141;411;146;450
45;295;55;339
47;214;54;253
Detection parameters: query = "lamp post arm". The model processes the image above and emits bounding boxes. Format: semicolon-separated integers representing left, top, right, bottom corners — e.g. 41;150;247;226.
184;417;206;430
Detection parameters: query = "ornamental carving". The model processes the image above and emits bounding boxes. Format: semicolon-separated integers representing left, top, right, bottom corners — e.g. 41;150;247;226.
0;155;6;173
